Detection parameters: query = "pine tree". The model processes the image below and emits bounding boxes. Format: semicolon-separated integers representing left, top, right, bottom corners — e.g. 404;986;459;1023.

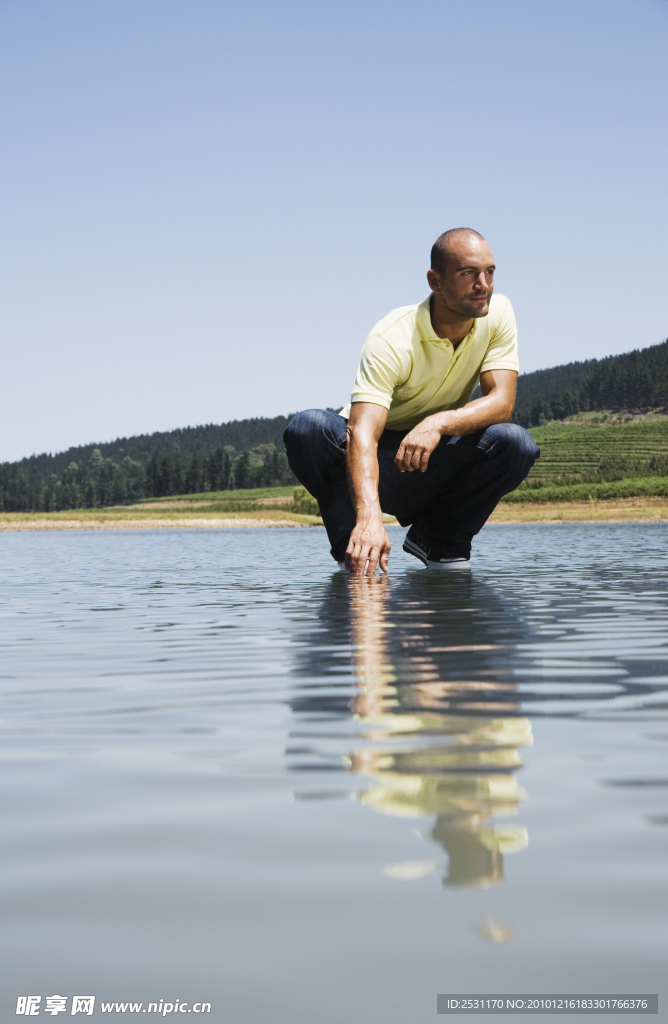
231;450;250;490
185;454;202;494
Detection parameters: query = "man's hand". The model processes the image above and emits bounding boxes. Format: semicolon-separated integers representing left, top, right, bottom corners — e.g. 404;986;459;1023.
345;512;391;575
393;371;518;473
394;414;444;473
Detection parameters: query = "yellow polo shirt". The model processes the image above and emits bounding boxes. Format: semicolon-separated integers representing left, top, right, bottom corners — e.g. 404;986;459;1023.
339;293;519;430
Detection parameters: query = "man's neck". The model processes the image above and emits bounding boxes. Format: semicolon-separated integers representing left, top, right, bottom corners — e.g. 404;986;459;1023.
429;293;473;347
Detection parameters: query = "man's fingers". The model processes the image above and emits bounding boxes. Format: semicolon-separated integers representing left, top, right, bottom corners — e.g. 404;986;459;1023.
395;444;408;472
396;440;433;474
400;445;417;472
348;542;370;575
346;543;389;575
345;542;362;573
350;548;365;574
364;542;382;574
345;525;391;575
366;536;392;575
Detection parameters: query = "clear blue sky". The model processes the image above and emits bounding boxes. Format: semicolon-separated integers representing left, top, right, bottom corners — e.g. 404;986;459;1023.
1;0;666;461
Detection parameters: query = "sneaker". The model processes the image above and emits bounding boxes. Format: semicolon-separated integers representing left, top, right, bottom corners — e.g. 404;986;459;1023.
402;528;470;570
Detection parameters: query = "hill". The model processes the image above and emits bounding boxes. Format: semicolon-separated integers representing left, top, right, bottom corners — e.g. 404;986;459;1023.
513;338;668;426
14;415;295;480
0;415;306;512
0;411;322;512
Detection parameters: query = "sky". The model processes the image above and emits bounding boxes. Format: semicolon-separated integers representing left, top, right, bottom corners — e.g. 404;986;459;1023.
1;0;667;462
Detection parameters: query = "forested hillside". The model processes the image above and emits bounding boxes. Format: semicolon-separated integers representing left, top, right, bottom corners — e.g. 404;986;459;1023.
15;415;294;479
0;416;301;512
514;338;668;426
0;441;297;512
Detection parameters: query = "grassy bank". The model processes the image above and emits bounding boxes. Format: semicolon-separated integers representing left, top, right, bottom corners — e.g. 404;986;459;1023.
2;497;667;530
490;497;668;524
0;506;322;531
137;485;295;503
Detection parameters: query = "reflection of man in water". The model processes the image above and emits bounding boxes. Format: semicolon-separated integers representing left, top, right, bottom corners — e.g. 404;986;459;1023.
284;229;539;573
289;570;533;887
345;574;531;888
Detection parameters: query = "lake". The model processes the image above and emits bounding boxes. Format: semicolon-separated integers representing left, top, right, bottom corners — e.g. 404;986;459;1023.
1;524;667;1022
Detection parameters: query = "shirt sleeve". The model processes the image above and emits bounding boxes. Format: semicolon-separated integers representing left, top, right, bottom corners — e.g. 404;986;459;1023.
349;332;410;409
479;298;520;374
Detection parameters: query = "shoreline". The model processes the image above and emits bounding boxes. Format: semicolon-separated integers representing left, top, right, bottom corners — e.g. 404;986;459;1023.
489;496;668;524
0;496;667;531
0;516;314;531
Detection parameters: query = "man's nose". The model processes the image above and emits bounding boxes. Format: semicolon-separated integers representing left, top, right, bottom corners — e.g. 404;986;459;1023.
473;272;487;289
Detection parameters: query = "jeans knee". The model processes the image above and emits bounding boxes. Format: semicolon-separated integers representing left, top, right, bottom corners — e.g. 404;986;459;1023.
283;409;328;450
482;422;540;464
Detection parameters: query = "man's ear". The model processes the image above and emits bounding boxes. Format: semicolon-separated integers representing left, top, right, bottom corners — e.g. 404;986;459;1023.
426;269;441;293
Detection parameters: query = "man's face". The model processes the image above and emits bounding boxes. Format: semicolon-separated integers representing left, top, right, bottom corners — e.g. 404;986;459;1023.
429;238;496;319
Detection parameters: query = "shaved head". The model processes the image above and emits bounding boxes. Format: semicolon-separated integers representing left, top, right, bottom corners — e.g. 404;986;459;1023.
426;229;495;326
431;228;487;276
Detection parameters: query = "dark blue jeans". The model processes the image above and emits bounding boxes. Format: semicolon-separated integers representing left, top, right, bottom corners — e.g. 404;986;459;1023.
283;410;540;562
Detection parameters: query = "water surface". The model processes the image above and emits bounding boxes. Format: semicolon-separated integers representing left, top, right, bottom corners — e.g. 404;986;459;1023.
1;524;667;1022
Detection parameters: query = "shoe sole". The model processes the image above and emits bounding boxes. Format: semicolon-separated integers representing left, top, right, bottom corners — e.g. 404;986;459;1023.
403;538;469;570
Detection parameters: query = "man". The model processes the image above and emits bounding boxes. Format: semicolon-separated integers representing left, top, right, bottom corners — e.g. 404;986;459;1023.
284;228;539;574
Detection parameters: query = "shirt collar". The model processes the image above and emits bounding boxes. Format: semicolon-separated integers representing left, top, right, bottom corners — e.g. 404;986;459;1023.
415;297;439;341
415;295;476;344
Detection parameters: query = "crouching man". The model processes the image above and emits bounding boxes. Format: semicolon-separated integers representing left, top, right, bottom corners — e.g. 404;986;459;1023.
284;228;540;574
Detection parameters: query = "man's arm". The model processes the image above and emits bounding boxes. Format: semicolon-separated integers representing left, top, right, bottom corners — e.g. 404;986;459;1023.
394;369;518;473
345;402;392;575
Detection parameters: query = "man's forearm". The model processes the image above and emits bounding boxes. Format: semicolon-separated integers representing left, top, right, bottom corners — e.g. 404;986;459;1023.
346;430;382;520
432;388;514;438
